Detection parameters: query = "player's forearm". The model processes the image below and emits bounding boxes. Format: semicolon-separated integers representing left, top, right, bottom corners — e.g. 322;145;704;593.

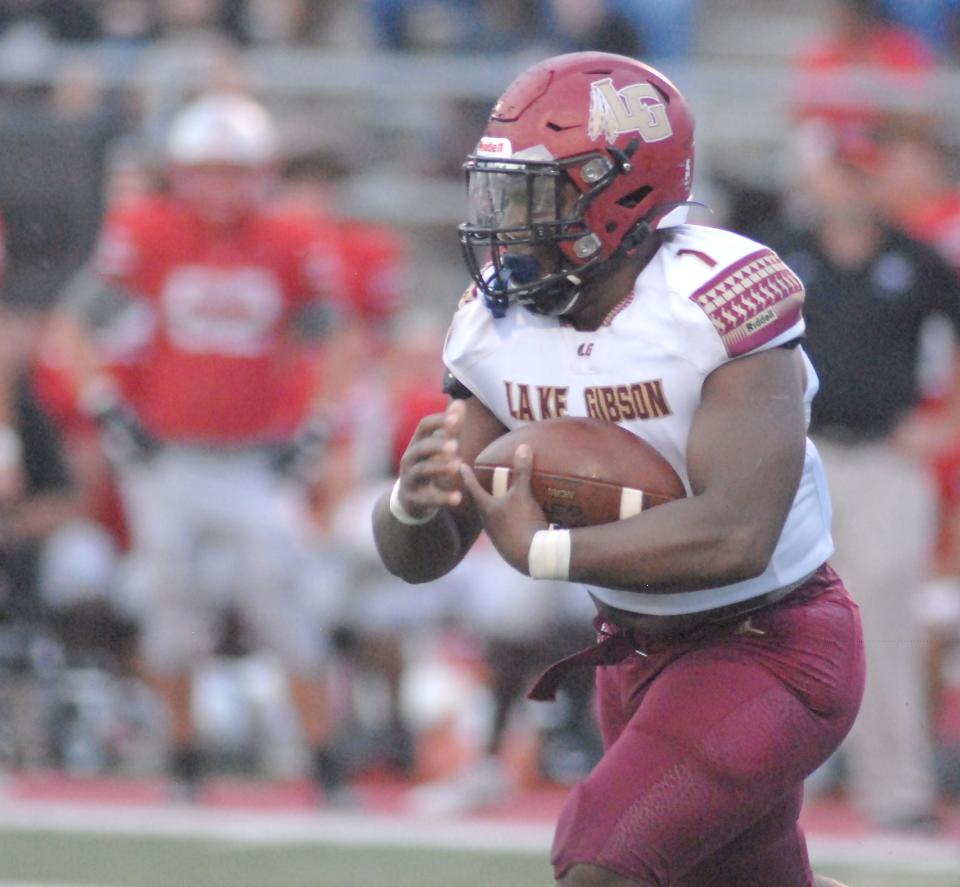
567;493;779;593
371;491;471;583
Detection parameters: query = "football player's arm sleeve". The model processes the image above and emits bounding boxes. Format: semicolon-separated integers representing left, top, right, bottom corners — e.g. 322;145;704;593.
689;248;806;363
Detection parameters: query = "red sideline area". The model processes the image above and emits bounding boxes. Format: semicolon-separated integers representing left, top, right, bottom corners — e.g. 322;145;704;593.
5;771;960;841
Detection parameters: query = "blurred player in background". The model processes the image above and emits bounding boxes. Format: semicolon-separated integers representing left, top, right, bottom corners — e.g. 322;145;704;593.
52;91;351;802
0;215;88;770
325;316;601;807
867;120;960;804
0;301;81;631
373;51;860;886
0;210;81;627
791;0;936;141
761;128;960;828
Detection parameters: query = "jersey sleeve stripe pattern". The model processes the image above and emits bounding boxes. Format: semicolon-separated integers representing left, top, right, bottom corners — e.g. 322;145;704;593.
688;249;805;358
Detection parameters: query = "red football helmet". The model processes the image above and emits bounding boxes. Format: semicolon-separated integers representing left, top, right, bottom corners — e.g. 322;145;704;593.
459;52;695;317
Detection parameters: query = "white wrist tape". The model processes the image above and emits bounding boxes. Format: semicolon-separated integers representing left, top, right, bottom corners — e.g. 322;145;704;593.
528;528;571;580
389;478;438;525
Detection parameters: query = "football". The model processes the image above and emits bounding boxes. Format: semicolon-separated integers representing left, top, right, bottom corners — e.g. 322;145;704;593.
472;417;685;528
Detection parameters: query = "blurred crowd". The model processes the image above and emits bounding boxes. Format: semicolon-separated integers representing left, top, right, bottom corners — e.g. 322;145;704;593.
1;0;960;828
0;0;696;57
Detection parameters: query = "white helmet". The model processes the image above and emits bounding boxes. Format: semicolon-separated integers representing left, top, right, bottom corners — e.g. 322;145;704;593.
165;92;278;167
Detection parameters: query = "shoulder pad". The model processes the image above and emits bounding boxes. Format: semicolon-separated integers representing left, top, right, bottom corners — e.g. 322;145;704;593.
688;249;805;358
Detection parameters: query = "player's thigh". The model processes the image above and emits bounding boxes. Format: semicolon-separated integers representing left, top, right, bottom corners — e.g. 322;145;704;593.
240;576;328;674
233;503;331;672
552;649;824;885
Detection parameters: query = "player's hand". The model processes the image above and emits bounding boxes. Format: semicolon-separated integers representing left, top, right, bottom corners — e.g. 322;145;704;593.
95;400;161;465
272;411;332;484
459;442;549;574
395;399;466;519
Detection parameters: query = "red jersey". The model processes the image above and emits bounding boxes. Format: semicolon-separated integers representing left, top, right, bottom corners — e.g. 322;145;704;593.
92;197;345;444
792;23;934;133
312;217;407;325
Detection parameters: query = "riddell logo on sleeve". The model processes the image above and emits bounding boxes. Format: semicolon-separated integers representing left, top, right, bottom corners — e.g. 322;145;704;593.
745;308;776;334
477;137;512;157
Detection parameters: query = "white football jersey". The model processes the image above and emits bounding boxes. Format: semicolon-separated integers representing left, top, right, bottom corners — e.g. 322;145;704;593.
443;224;834;615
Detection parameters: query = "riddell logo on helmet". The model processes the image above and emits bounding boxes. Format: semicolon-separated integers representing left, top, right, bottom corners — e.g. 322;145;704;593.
477;137;512;157
588;78;673;144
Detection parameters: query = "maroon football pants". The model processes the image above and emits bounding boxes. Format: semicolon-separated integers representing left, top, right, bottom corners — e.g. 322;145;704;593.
551;565;864;886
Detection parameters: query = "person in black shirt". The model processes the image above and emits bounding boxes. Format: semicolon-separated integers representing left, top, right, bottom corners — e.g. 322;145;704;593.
762;136;960;829
0;304;79;623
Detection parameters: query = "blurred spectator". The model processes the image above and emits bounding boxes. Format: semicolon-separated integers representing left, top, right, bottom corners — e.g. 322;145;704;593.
275;147;408;337
324;320;601;800
868;123;960;574
134;0;249;145
365;0;543;53
52;91;352;802
272;145;411;531
791;0;936;145
41;1;101;41
869;119;960;803
366;0;473;50
321;315;448;778
762;134;960;829
403;545;600;816
918;576;960;800
0;298;82;774
881;0;960;57
0;302;80;625
156;0;230;38
871;121;960;272
0;18;127;317
223;0;336;46
545;0;641;57
100;0;157;47
608;0;700;61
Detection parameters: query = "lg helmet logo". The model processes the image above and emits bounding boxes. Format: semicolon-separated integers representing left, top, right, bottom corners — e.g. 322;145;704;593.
588;78;673;144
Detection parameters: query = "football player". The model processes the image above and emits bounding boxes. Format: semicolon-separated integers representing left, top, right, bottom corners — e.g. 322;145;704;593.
56;92;350;801
372;52;861;886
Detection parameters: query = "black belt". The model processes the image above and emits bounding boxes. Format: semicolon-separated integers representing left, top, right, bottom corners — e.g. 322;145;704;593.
592;582;797;639
527;578;814;703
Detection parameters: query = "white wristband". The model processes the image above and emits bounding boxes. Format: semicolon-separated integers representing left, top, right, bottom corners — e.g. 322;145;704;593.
389;478;438;525
528;528;571;580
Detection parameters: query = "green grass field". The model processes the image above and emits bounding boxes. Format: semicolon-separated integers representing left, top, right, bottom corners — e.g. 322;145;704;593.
1;830;958;887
